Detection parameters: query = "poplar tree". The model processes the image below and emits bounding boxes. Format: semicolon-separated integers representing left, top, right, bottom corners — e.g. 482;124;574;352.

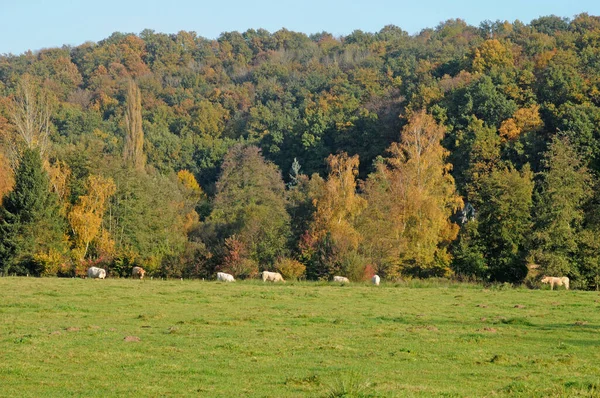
123;79;146;171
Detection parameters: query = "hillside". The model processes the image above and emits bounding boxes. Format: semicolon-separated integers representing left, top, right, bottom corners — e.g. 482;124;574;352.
0;15;599;286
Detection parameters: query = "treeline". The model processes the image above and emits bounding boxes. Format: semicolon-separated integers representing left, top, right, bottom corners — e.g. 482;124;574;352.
0;14;599;287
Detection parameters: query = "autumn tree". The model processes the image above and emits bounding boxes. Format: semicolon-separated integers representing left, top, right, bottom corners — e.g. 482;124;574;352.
0;151;13;199
359;110;462;278
68;175;117;259
123;79;146;171
302;152;366;280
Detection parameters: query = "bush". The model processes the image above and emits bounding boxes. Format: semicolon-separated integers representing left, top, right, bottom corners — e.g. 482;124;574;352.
275;257;306;280
219;258;259;280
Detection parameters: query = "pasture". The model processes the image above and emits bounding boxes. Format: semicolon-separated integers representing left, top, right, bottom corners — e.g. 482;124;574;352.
1;278;599;397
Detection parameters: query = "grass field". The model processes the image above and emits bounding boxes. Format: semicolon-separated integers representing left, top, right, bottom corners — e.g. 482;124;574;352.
1;278;600;397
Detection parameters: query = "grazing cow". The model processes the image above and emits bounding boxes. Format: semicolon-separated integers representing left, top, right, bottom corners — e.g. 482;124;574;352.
261;271;285;282
333;276;350;283
87;267;106;279
541;276;570;290
132;266;146;279
372;275;380;286
217;272;235;282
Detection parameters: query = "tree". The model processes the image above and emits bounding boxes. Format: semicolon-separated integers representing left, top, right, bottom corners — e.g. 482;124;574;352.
7;75;54;158
123;79;146;171
359;110;462;278
68;175;117;259
302;152;366;280
0;151;13;199
200;145;291;274
0;149;66;275
475;165;534;282
532;137;593;279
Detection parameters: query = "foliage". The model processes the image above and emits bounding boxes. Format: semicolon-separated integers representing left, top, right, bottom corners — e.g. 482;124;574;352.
360;111;462;278
532;137;593;278
200;145;290;271
1;17;600;286
0;149;67;275
275;257;306;280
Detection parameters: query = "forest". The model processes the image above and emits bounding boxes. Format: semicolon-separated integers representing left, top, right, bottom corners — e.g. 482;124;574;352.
0;14;599;288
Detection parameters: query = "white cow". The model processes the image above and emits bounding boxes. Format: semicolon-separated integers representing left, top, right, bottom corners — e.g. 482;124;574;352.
87;267;106;279
261;271;285;282
333;276;350;283
217;272;235;282
372;275;380;286
541;276;570;290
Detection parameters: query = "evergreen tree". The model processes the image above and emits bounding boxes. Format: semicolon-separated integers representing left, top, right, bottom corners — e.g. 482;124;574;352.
0;149;66;275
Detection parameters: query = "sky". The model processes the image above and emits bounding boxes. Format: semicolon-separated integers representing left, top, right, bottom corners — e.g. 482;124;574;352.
1;0;599;55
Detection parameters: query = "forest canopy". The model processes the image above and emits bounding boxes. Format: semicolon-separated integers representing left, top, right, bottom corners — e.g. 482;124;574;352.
1;14;599;288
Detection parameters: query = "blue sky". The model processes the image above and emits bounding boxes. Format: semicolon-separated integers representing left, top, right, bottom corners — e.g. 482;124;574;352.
1;0;599;55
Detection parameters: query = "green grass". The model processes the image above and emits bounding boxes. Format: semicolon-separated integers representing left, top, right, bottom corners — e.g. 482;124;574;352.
1;278;600;397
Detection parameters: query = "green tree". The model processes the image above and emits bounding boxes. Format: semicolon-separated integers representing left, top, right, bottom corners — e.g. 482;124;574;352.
123;79;146;171
476;165;534;282
532;137;593;279
200;145;291;274
0;149;66;275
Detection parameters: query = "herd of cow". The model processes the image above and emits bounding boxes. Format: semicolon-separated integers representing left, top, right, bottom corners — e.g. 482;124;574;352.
86;266;381;285
87;266;568;290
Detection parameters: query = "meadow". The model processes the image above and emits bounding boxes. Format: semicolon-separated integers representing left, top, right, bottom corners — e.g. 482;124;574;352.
1;278;599;397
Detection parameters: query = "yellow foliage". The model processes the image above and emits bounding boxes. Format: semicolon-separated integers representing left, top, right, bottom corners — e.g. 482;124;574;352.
309;152;366;256
94;228;116;258
0;151;13;199
472;39;514;73
68;175;117;259
182;210;200;234
177;169;202;193
360;110;463;276
275;257;306;280
33;249;64;277
499;105;543;141
45;159;71;214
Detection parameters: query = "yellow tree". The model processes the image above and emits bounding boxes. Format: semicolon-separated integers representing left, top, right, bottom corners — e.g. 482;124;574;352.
360;110;463;277
498;105;543;141
0;151;13;199
303;152;366;279
68;175;117;259
45;159;71;215
177;169;204;234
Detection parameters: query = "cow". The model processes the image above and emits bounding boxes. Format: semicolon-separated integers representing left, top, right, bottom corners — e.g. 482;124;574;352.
541;276;570;290
261;271;285;282
87;267;106;279
372;275;380;286
217;272;235;282
132;266;146;279
333;276;350;283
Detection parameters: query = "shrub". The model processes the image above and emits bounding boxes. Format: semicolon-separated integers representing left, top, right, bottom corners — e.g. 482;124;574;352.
275;257;306;280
